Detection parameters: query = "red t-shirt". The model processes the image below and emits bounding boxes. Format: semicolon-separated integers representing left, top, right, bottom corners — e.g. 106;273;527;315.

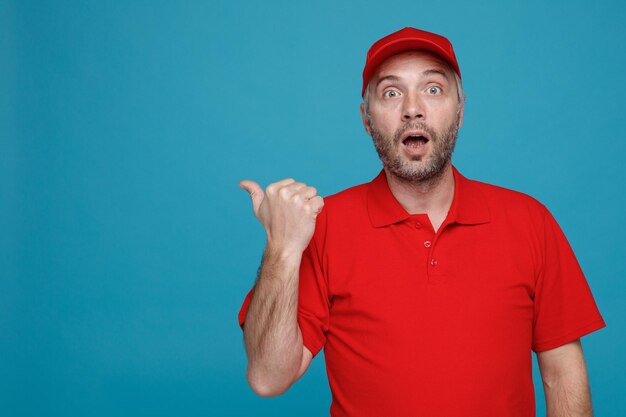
238;165;606;417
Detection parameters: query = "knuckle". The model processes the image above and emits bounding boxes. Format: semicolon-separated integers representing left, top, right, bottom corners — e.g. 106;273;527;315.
268;178;294;194
278;187;292;199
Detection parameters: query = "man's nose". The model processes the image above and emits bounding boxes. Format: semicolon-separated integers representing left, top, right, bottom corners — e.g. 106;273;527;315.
402;92;425;121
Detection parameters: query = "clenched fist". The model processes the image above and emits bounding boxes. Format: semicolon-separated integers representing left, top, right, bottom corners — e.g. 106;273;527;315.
239;178;324;255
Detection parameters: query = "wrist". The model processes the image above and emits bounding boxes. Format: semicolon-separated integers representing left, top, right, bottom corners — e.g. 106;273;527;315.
264;241;304;263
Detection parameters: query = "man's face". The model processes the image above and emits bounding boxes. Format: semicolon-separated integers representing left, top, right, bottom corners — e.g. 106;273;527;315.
360;51;464;183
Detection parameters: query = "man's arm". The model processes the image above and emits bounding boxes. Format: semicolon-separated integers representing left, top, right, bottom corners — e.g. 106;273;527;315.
243;246;313;397
239;178;322;397
536;338;594;417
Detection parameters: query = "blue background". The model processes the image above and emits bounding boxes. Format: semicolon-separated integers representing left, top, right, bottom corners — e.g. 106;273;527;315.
2;0;625;416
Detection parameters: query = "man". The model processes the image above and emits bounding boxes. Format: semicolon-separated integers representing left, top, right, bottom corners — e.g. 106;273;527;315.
237;27;606;417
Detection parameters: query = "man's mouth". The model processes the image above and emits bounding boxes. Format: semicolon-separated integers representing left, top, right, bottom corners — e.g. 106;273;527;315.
401;130;431;148
402;135;430;148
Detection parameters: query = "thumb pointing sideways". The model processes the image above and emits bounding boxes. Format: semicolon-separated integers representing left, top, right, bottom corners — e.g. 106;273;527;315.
239;180;264;215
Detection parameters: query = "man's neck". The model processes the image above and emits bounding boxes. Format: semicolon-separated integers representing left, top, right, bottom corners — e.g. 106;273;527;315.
384;163;455;232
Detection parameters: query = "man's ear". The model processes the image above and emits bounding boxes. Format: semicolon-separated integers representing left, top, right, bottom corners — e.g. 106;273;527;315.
360;103;371;136
457;99;465;129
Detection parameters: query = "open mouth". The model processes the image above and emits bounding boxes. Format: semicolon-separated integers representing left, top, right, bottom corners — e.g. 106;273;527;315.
402;135;430;148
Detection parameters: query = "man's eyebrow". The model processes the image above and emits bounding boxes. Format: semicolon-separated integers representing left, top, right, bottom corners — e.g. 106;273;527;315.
375;75;400;89
422;68;450;81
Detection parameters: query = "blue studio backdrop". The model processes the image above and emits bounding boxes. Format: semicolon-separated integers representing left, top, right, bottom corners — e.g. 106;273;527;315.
2;0;625;416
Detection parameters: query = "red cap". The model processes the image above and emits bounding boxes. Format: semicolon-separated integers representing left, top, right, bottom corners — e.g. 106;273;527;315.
361;27;461;97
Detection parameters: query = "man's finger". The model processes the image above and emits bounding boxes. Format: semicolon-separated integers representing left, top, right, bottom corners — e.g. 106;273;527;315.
239;180;265;214
309;196;324;217
300;185;319;200
266;178;296;195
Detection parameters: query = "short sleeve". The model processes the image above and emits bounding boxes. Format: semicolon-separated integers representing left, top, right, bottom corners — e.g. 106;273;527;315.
237;210;331;358
531;205;606;352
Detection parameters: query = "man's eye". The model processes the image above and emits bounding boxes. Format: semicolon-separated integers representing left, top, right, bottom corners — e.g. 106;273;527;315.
383;90;399;98
428;86;442;95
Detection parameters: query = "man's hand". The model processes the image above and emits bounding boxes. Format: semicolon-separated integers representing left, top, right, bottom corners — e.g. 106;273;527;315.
239;178;324;255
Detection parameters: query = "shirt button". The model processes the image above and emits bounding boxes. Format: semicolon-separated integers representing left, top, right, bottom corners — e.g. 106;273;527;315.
414;222;421;229
424;240;432;248
430;258;438;266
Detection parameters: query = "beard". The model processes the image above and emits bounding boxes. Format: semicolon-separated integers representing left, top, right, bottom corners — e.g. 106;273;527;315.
367;111;461;184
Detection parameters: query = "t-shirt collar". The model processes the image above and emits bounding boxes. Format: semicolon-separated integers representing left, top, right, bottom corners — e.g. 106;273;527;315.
366;164;491;228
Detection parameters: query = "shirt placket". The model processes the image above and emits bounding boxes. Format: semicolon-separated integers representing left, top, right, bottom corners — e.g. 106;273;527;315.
411;213;446;285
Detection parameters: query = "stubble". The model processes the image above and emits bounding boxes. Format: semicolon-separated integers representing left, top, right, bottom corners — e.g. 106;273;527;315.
367;113;461;186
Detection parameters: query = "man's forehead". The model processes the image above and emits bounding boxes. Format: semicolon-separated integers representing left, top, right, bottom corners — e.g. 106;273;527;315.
374;50;453;80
